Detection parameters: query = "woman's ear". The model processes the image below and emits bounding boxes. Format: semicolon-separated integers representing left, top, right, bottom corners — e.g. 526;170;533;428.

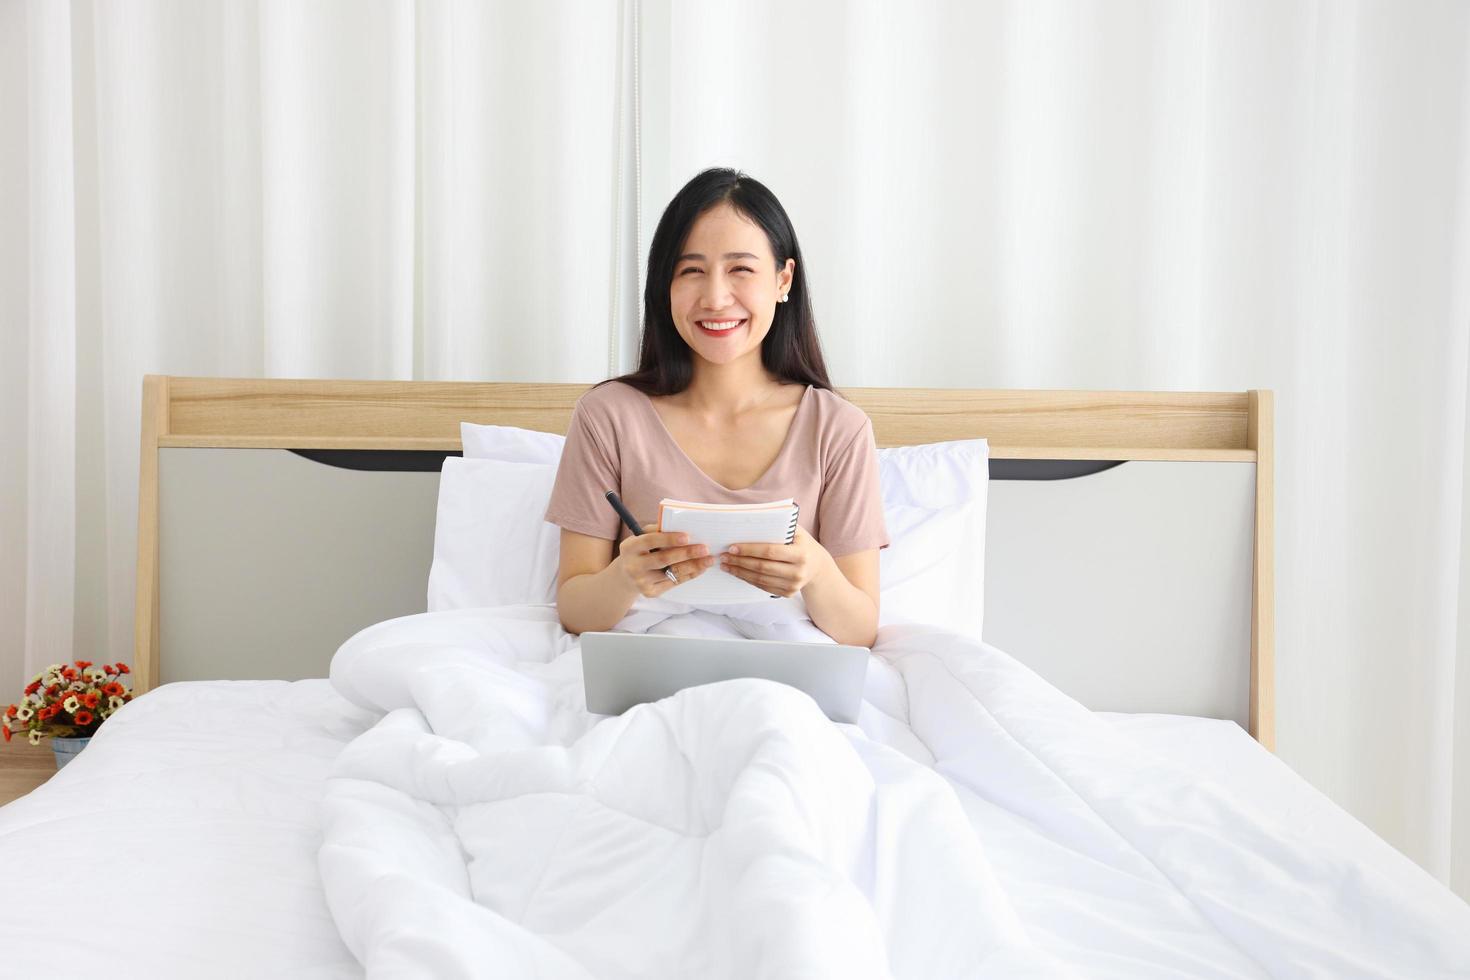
778;258;795;296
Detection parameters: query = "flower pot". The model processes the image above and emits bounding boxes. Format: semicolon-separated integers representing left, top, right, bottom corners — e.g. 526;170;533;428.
51;736;91;769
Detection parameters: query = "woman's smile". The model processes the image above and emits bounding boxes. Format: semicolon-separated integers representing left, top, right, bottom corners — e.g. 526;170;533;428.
695;317;747;336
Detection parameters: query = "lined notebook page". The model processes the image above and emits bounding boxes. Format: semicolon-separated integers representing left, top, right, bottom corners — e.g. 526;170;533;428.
657;498;799;604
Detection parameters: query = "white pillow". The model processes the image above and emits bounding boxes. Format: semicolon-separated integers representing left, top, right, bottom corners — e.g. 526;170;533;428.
459;421;564;465
452;422;989;637
875;439;988;638
425;457;561;611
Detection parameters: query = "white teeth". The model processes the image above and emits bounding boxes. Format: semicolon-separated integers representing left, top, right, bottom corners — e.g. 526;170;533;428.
699;319;743;332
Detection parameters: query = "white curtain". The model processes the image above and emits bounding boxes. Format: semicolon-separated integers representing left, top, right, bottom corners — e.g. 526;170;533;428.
3;0;1467;899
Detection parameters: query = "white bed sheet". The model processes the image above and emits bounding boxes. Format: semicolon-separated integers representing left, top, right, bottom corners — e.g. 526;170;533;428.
994;711;1469;976
1103;710;1442;911
0;636;1465;978
0;677;374;978
319;609;1470;978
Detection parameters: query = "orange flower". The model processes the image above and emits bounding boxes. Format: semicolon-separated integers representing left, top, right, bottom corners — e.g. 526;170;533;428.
115;663;131;675
4;705;15;718
24;681;39;695
81;692;99;709
46;684;59;696
62;668;77;681
75;660;93;669
102;682;123;698
2;725;10;743
73;709;94;726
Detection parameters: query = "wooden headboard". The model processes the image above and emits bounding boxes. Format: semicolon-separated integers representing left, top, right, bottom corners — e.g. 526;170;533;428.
133;375;1275;746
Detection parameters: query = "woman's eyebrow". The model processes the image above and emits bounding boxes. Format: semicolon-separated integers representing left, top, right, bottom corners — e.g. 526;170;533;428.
676;252;760;261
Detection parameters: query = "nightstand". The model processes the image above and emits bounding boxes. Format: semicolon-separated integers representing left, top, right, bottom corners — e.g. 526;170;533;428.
0;737;55;806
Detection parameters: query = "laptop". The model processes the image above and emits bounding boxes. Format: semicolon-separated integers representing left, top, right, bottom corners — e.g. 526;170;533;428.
580;631;870;723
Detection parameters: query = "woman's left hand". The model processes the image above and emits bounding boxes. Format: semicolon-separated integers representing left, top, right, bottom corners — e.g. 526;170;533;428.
720;526;835;598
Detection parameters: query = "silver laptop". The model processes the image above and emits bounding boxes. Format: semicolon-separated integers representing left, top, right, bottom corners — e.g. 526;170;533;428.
580;631;869;723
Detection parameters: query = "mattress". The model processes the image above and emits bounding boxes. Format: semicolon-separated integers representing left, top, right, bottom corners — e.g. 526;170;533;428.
0;678;374;978
0;646;1464;977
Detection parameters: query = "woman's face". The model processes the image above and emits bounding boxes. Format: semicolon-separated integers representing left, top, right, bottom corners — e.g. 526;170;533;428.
669;203;795;370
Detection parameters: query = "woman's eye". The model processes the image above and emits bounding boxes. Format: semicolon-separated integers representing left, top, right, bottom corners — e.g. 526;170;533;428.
732;266;754;274
678;267;703;276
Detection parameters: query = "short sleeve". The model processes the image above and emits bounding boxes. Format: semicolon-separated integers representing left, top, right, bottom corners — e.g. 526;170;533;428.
544;400;622;540
816;419;889;558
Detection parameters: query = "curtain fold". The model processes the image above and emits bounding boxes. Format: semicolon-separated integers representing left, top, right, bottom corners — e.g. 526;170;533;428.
1;0;1466;898
2;0;77;722
414;0;622;383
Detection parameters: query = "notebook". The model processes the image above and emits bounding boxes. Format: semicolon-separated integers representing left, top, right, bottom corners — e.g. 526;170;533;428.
656;497;800;604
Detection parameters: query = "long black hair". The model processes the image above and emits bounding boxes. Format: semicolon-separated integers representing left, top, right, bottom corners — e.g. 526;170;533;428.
610;168;833;396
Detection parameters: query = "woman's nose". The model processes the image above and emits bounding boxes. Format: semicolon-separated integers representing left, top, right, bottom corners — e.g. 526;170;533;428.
701;272;732;308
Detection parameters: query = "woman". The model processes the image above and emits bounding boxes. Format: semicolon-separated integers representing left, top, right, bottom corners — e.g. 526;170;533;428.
545;168;887;647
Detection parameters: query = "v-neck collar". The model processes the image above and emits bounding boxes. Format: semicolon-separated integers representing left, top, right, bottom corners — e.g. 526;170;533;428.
634;383;812;494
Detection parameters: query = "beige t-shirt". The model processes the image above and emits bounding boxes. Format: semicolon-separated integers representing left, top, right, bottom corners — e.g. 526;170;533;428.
545;380;889;557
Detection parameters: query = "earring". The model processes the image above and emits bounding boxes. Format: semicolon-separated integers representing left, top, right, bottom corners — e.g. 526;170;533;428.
779;294;789;303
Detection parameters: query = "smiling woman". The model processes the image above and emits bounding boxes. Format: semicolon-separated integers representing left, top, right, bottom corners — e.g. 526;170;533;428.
546;169;889;646
670;210;792;363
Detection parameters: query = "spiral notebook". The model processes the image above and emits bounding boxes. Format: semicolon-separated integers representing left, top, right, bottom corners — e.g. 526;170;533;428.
656;497;800;604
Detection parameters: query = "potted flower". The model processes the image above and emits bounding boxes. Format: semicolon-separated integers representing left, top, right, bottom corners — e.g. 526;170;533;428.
3;661;134;768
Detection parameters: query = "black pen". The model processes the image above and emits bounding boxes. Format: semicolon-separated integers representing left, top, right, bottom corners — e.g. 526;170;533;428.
605;490;680;584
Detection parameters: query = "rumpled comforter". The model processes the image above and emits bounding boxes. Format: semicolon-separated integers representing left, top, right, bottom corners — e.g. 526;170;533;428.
318;606;1470;979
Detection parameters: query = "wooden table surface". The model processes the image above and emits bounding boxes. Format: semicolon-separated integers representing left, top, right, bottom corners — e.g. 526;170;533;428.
0;736;57;807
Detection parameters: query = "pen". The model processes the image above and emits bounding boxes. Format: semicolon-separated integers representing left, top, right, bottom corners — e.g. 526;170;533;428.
604;490;680;585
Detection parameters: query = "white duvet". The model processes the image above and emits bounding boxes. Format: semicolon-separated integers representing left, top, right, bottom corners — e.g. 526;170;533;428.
320;606;1470;979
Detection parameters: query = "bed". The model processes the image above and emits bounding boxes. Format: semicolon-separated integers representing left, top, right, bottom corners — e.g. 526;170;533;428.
2;376;1466;978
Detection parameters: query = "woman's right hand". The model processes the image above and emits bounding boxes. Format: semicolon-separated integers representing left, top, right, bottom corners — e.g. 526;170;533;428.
616;526;714;597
